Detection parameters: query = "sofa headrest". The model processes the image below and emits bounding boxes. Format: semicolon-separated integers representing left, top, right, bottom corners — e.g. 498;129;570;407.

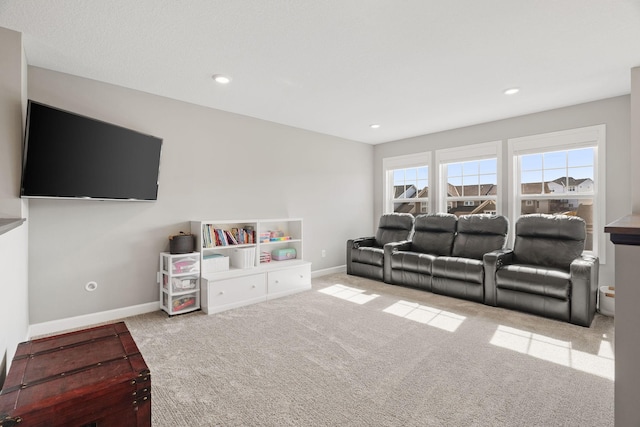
514;214;586;270
375;213;415;246
457;214;509;236
414;213;457;233
516;213;586;240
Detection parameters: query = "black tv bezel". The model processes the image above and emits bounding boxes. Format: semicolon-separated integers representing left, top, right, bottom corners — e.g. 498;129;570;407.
20;100;163;202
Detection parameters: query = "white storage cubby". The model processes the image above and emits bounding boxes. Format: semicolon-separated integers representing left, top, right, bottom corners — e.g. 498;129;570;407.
160;252;201;315
190;218;311;314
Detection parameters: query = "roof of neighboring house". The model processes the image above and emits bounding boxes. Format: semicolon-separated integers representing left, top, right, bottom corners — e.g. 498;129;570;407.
521;182;552;194
551;177;593;187
447;184;497;197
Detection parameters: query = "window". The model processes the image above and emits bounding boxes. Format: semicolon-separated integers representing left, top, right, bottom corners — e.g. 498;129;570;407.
509;125;605;257
383;153;431;215
436;141;501;216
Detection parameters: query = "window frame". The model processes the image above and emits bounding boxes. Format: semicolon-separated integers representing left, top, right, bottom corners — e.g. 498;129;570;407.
435;141;502;215
382;152;432;215
508;125;606;261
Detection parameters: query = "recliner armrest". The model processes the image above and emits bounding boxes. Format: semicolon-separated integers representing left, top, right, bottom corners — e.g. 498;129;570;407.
570;254;599;327
346;237;376;274
385;240;412;253
383;240;412;283
483;249;514;306
349;236;376;249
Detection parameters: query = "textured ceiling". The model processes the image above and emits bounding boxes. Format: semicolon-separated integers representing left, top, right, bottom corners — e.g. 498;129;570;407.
1;0;640;144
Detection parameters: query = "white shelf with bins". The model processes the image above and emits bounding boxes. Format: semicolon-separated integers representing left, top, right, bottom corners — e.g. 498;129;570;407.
159;252;201;315
190;218;311;314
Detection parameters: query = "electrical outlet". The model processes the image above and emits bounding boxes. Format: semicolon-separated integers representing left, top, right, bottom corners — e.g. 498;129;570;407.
321;249;326;258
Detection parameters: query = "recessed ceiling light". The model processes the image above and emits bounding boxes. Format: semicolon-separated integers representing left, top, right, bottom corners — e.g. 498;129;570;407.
370;124;381;129
212;74;231;84
504;88;520;95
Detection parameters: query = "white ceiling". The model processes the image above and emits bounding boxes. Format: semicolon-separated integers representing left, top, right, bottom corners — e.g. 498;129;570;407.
1;1;640;144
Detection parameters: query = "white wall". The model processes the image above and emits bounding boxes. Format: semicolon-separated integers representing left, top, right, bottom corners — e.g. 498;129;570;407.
0;27;28;386
373;95;631;288
27;66;374;324
0;225;29;384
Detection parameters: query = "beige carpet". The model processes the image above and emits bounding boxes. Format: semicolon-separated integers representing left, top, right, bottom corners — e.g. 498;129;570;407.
124;273;614;427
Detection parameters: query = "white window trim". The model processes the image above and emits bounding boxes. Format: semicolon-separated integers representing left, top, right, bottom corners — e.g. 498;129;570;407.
508;124;606;262
435;140;502;214
382;152;432;214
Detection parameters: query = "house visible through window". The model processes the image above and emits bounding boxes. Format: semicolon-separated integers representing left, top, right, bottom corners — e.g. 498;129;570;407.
518;148;595;250
510;125;604;257
436;141;501;217
382;152;431;216
442;158;498;216
391;166;429;215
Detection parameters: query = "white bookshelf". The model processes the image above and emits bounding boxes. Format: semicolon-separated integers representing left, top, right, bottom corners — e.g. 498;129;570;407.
190;218;311;314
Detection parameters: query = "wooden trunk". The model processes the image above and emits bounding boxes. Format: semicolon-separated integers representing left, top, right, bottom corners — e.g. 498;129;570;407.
0;322;150;427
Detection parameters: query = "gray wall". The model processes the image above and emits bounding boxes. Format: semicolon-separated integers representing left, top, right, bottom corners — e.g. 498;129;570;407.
0;27;29;386
615;65;640;427
0;27;25;218
27;66;374;324
374;95;631;288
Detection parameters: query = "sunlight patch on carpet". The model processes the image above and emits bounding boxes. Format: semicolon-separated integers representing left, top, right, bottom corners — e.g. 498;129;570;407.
490;325;614;380
382;300;466;332
318;284;380;304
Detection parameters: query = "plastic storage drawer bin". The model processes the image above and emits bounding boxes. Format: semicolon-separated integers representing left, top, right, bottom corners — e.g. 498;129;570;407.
163;275;198;292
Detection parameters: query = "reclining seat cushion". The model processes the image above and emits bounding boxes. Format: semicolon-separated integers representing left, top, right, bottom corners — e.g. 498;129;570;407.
390;251;437;274
375;213;415;247
451;214;509;260
495;264;571;300
352;246;385;267
512;214;585;271
432;257;484;284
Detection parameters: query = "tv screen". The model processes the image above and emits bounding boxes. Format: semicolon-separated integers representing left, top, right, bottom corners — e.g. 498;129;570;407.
20;100;163;201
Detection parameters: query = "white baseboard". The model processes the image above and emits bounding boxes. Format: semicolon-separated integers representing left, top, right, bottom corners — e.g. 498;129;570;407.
28;301;160;338
312;265;346;278
27;267;347;338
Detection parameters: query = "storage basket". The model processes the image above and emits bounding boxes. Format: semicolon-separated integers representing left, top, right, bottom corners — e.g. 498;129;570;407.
598;286;615;317
169;232;194;254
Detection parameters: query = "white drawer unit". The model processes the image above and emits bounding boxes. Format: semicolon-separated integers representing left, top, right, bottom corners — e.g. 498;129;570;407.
192;218;312;315
202;273;267;314
267;264;311;300
160;252;201;315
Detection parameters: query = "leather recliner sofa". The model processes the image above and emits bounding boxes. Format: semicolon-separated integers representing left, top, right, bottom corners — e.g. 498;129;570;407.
385;213;508;303
346;213;414;282
432;214;509;303
385;213;457;291
484;214;598;327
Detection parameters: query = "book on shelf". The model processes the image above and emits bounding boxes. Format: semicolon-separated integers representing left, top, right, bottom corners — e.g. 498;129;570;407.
202;225;256;248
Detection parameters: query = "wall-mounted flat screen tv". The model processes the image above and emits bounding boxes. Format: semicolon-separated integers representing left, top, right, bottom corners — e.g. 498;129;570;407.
20;100;163;201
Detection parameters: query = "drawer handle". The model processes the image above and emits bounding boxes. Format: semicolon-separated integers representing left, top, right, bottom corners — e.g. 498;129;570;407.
275;280;279;284
252;285;256;288
219;291;224;295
